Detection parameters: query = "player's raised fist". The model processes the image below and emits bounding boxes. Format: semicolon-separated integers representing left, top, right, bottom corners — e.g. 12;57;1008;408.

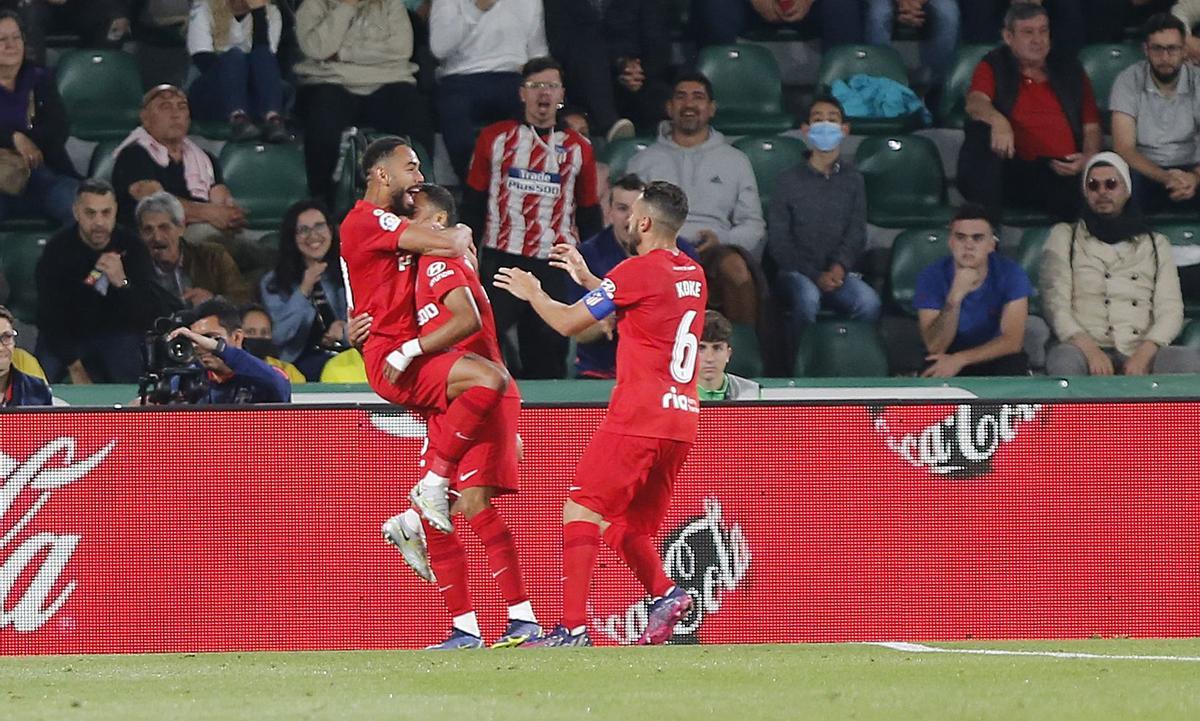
493;267;541;300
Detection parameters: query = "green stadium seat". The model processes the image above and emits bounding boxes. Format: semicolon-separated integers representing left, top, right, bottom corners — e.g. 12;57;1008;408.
726;322;763;378
999;206;1058;228
731;135;807;214
1;231;50;324
1176;319;1200;350
56;50;143;141
697;44;792;135
1013;226;1052;315
599;137;652;182
936;45;992;129
856;135;954;228
218;142;309;231
888;227;949;315
1155;222;1200;317
794;320;890;377
1079;43;1142;113
88;139;123;181
817;45;922;134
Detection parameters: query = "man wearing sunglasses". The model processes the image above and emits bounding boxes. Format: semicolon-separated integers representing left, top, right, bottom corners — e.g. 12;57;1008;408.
1042;152;1200;376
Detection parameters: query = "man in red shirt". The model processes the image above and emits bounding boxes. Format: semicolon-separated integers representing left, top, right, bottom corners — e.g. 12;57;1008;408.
340;137;510;536
381;184;541;650
494;180;706;647
959;2;1101;222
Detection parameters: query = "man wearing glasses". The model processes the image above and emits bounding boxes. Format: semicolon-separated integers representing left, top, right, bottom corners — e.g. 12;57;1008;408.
1111;13;1200;214
0;306;51;407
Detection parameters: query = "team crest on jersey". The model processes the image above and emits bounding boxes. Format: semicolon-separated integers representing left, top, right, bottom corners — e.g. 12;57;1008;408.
375;210;402;232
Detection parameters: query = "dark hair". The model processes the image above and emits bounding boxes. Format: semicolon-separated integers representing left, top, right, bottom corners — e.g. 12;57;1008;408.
240;302;271;323
950;202;996;232
1142;12;1186;42
702;310;732;344
0;10;25;39
806;94;846;123
672;69;715;100
76;178;115;200
0;305;14;326
612;173;645;194
361;135;411;178
641;180;689;235
522;56;563;79
1004;1;1048;32
414;183;457;225
557;104;589;122
192;299;242;335
268;199;342;296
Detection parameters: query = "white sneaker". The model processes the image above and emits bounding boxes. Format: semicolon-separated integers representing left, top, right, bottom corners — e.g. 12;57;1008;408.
605;118;636;143
410;482;454;534
381;510;435;583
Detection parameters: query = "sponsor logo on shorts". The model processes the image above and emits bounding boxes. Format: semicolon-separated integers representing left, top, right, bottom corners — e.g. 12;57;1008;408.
459;469;479;482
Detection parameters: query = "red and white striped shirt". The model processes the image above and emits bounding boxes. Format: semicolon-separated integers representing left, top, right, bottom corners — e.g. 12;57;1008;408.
466;120;598;259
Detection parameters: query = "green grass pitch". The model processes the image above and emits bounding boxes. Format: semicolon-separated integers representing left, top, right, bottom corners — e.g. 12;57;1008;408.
4;640;1200;721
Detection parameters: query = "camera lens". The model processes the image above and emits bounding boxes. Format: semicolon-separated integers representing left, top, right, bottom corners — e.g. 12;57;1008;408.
166;335;194;364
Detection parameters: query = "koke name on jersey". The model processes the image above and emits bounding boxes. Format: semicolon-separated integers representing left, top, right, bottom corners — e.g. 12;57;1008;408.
675;280;703;299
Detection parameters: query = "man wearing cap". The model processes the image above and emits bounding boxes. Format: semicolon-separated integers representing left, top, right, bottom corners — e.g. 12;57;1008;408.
1042;151;1200;375
111;84;248;258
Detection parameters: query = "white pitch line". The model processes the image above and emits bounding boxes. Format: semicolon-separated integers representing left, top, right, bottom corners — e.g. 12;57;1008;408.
869;641;1200;662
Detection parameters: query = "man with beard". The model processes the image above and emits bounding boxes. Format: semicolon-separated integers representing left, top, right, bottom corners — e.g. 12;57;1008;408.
34;179;170;384
339;136;510;536
1042;152;1200;375
1111;13;1200;214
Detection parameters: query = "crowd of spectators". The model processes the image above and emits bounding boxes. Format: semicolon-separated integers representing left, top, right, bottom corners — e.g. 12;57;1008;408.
2;0;1200;407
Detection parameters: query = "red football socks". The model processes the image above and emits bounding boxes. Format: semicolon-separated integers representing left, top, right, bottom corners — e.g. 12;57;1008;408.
603;522;675;599
560;520;601;630
466;507;529;606
423;518;472;617
430;386;505;476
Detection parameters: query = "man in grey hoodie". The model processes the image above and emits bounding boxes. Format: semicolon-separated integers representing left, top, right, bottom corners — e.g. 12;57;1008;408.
627;71;765;326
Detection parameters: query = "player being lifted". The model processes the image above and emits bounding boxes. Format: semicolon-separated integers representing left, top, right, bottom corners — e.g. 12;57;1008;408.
379;184;541;649
339;136;510;538
493;181;706;646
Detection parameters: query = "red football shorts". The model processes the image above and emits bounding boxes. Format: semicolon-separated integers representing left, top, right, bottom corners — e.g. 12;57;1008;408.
364;345;467;415
423;391;521;494
570;429;692;535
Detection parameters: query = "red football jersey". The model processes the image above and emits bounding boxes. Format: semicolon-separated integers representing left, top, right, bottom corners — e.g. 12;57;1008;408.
339;200;419;353
414;254;503;365
597;248;707;442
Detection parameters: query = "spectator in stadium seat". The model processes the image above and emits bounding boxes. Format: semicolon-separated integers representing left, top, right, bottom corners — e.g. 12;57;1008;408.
689;0;863;49
1111;13;1200;215
35;179;172;384
914;203;1033;377
0;305;50;407
545;0;669;140
767;95;880;356
557;105;591;138
559;173;700;379
430;0;547;182
136;191;252;307
111;84;253;264
865;1;960;85
959;2;1102;224
1043;152;1200;375
240;302;306;384
958;1;1171;51
463;56;602;379
186;0;290;144
259;199;347;382
0;10;79;227
293;0;434;200
628;71;765;328
697;310;760;401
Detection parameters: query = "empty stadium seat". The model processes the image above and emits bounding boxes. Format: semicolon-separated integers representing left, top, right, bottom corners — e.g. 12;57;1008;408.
817;45;922;134
731;135;807;214
1;231;50;324
218;142;308;231
56;50;143;141
1176;320;1200;350
1013;226;1053;315
888;227;949;315
855;135;954;228
936;45;992;129
1155;223;1200;317
794;320;889;377
599;137;652;182
88;139;123;181
1079;43;1142;114
726;322;763;378
697;44;792;135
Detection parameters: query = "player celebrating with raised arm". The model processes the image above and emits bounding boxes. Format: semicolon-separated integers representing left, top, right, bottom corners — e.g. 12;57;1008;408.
340;137;511;537
381;184;541;650
493;181;707;647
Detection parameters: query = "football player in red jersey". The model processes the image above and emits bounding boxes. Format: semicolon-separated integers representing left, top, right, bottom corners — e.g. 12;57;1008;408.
380;184;541;650
340;137;510;537
494;181;707;646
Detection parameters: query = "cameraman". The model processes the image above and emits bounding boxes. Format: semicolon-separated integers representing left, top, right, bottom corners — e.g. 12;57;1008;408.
166;299;291;404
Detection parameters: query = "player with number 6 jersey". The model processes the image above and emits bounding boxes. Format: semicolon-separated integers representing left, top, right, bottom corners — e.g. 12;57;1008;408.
493;181;706;648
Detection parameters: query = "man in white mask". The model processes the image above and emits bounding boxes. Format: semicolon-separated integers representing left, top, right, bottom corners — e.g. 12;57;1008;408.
766;94;881;360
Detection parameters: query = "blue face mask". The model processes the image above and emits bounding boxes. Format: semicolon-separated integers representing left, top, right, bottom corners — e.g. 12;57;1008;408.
806;121;844;152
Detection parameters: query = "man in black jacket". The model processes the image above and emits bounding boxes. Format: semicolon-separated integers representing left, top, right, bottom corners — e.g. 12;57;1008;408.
34;178;176;384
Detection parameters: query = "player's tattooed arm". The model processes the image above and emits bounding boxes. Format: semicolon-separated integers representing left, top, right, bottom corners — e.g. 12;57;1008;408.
493;267;598;336
418;288;483;354
549;244;602;291
396;223;473;258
